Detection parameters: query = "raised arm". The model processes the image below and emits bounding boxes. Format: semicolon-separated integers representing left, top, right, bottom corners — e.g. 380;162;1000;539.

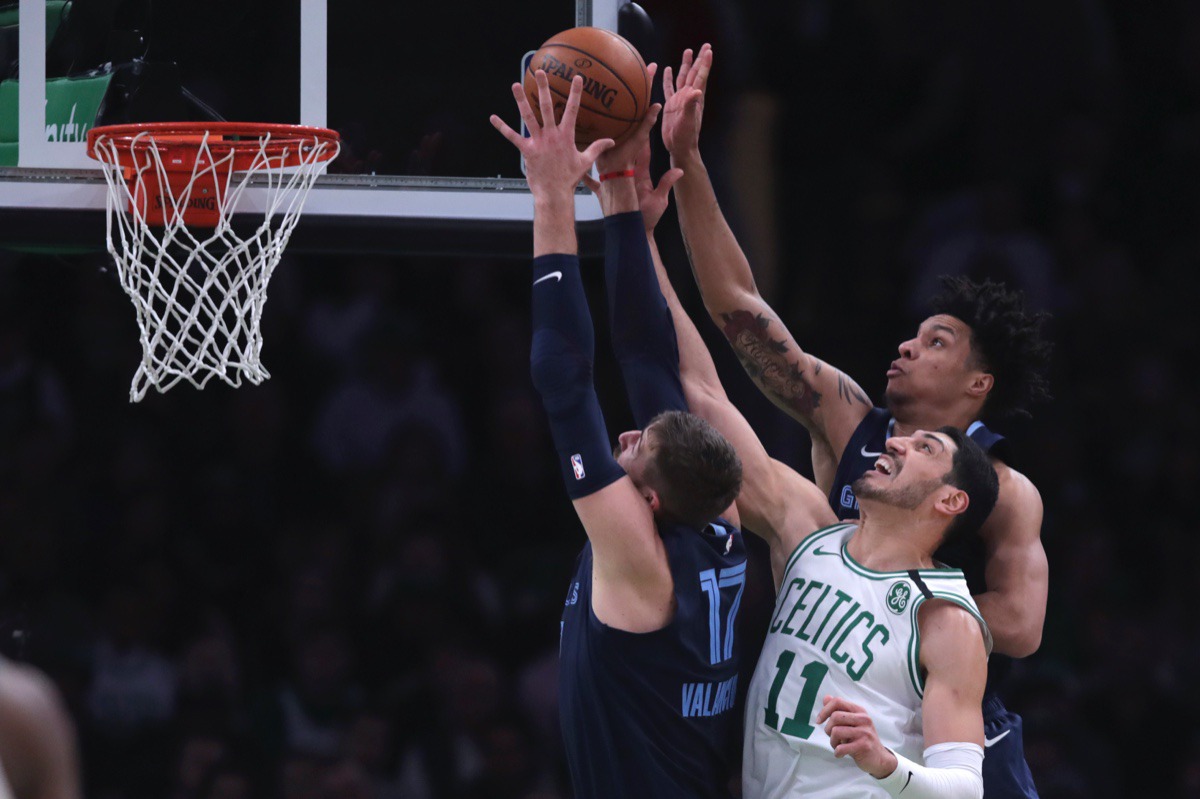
973;463;1047;657
661;45;873;487
589;74;690;428
629;157;836;584
491;72;673;631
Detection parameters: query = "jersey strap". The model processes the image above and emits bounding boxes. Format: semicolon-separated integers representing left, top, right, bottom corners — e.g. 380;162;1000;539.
906;591;992;697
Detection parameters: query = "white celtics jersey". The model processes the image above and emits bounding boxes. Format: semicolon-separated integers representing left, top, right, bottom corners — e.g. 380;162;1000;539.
743;524;990;799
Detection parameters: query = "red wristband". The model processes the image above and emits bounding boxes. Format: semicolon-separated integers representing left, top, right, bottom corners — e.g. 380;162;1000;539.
598;169;636;182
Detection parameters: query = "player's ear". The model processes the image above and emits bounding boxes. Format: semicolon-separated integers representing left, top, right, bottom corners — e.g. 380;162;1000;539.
966;371;993;400
935;486;969;518
643;486;662;515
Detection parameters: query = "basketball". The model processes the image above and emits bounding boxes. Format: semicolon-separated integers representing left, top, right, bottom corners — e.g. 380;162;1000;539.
524;27;650;147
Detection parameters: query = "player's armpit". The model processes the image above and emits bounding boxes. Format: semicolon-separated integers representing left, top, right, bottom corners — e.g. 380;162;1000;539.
572;476;675;632
973;464;1047;658
917;601;987;748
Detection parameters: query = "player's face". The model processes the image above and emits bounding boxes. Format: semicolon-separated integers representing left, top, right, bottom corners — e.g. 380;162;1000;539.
884;315;981;406
853;431;957;509
614;424;659;491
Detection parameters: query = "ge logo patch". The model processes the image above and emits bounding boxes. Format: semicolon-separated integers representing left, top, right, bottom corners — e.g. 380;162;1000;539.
887;581;911;615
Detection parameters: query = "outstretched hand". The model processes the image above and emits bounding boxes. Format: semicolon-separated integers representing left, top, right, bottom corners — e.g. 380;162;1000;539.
583;137;682;232
594;63;662;175
579;63;682;231
490;70;615;202
661;44;712;158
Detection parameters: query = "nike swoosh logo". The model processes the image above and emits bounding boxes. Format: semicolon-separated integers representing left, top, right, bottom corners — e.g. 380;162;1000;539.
984;729;1011;748
812;547;840;557
533;271;563;286
900;771;913;793
861;445;883;458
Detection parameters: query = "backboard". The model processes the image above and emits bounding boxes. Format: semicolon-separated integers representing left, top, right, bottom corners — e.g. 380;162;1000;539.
0;0;646;255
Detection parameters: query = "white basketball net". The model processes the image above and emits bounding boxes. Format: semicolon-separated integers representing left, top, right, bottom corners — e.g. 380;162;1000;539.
91;129;339;401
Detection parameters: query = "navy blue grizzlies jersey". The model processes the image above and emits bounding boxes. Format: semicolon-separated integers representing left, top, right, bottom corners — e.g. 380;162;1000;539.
829;408;1013;691
560;520;746;799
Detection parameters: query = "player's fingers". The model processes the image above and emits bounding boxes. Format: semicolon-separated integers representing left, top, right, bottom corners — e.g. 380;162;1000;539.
489;115;525;148
535;70;558;130
511;83;540;133
581;172;601;195
581;138;616;166
656;166;685;196
834;739;869;760
692;46;712;93
662;66;675;101
679;87;704;116
816;695;847;723
560;74;585;132
634;103;662;141
823;711;850;732
830;726;862;748
646;62;659;83
678;48;694;86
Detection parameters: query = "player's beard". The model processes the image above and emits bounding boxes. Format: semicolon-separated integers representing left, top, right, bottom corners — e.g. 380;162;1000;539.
852;473;944;511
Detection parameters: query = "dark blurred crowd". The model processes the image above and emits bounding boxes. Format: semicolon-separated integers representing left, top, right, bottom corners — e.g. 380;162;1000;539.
2;0;1199;798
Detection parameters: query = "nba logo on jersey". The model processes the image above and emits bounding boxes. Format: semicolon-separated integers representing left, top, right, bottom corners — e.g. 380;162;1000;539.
571;454;586;480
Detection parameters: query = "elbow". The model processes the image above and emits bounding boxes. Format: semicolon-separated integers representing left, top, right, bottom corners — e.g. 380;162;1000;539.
1011;627;1043;659
992;618;1043;659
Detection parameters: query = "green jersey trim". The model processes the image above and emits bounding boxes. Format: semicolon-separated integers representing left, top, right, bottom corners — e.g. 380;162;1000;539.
782;523;857;578
905;593;990;697
840;541;966;582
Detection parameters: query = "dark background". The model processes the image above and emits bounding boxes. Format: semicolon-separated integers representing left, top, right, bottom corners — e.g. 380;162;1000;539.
1;0;1198;797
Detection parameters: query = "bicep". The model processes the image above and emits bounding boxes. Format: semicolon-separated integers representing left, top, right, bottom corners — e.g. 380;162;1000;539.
976;469;1048;652
919;603;987;747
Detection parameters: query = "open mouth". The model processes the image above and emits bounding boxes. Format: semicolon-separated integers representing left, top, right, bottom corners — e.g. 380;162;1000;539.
874;456;897;476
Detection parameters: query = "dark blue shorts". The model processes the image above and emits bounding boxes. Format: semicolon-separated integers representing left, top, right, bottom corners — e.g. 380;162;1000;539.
982;694;1039;799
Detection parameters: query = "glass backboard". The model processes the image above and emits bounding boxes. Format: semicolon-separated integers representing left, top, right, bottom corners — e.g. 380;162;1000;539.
0;0;641;254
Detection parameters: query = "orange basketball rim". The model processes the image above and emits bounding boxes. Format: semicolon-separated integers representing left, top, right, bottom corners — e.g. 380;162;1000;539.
87;122;340;227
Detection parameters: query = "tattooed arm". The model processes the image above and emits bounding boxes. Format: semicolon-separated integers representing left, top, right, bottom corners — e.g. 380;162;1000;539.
661;45;872;489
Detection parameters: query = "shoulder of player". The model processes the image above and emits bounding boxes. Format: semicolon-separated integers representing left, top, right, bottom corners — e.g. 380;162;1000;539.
992;460;1040;498
980;460;1044;542
916;600;988;667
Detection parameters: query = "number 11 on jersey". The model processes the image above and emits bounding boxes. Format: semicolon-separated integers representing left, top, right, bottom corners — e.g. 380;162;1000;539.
764;650;829;738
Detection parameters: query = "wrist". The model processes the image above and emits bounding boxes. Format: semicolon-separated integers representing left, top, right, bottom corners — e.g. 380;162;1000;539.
669;149;704;171
597;179;637;216
868;749;899;781
598;168;636;182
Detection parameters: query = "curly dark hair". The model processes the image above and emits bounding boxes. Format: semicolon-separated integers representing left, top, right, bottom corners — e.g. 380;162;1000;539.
929;276;1053;420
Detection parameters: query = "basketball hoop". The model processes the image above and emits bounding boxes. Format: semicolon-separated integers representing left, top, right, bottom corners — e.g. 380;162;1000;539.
86;122;340;401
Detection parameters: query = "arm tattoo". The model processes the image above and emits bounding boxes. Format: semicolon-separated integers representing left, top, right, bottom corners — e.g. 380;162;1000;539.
720;310;822;416
835;370;872;408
